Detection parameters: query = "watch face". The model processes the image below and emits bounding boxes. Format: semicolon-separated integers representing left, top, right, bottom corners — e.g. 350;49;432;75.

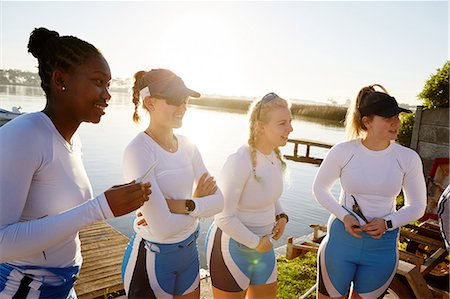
186;200;195;212
387;220;393;229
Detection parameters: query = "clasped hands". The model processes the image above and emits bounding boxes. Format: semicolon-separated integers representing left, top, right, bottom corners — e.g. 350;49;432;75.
255;217;288;253
343;214;387;239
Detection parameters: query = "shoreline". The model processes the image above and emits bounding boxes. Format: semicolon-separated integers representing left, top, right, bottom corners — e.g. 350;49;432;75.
1;84;347;124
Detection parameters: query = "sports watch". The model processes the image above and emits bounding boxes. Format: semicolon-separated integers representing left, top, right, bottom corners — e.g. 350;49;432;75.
185;200;196;214
385;219;393;230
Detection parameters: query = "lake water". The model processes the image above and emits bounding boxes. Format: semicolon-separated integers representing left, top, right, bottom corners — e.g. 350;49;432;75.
0;85;344;267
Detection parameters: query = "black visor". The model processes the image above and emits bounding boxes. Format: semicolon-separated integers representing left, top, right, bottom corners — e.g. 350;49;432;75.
359;92;412;117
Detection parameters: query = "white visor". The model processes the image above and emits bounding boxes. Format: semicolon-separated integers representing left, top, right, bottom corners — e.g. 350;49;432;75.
139;87;151;100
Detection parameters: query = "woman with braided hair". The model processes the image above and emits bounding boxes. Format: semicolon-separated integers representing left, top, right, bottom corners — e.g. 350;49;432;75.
0;28;150;298
312;84;426;299
121;68;223;298
206;92;293;299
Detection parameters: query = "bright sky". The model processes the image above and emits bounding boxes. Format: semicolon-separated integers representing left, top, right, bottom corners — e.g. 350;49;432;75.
1;1;448;105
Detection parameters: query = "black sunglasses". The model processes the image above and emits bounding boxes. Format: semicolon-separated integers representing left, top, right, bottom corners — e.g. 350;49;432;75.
257;92;279;120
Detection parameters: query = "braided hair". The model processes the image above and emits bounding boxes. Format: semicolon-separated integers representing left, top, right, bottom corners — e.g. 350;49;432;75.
344;84;389;140
248;95;289;181
27;27;101;96
131;71;149;124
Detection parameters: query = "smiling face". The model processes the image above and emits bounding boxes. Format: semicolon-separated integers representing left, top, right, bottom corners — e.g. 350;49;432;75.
259;106;293;148
363;114;401;141
149;97;189;129
63;55;112;124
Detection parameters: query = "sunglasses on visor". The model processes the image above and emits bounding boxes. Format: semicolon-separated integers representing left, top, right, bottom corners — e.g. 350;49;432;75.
257;92;279;120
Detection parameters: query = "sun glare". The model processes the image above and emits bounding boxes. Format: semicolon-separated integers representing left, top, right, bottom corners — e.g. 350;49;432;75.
147;11;244;97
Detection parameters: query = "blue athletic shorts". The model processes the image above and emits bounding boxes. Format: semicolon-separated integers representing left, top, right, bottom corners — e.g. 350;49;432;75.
0;263;79;298
122;226;200;298
317;217;399;298
206;223;277;292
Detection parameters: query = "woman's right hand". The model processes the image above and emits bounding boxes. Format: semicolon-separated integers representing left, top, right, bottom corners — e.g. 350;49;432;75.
105;181;151;217
343;214;362;238
193;173;218;198
255;235;273;253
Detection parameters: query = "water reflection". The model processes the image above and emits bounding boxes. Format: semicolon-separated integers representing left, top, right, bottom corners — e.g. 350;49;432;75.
1;85;344;267
0;85;45;97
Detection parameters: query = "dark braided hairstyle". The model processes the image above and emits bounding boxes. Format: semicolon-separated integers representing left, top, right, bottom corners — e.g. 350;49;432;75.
27;27;101;96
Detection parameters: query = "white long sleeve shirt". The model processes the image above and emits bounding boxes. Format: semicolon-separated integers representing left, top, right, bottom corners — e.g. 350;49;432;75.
214;145;285;249
312;139;426;230
122;132;223;244
0;112;114;267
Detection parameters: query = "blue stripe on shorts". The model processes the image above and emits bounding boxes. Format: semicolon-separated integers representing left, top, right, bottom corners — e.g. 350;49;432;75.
320;217;398;296
228;238;276;285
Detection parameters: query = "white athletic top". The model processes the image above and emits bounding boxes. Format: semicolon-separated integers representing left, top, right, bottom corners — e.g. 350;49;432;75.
214;145;285;249
313;139;426;230
0;112;114;268
123;132;223;244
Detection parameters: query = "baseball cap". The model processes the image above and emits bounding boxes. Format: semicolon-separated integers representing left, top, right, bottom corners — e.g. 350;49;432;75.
359;92;412;117
139;69;200;106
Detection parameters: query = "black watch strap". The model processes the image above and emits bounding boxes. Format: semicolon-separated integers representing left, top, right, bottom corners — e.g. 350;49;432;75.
385;219;393;229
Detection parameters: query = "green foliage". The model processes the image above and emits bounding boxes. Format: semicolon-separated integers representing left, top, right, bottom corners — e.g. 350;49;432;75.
418;61;449;109
277;253;317;299
397;113;415;147
396;194;404;210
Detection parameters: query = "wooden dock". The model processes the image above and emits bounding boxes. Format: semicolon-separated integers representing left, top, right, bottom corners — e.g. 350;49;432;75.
75;221;129;299
284;138;333;165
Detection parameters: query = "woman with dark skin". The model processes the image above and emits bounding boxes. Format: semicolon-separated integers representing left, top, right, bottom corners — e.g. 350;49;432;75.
0;28;150;298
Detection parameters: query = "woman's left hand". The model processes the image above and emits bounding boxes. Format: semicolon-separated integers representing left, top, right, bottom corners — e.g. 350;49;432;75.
361;218;386;239
193;173;218;198
272;218;287;240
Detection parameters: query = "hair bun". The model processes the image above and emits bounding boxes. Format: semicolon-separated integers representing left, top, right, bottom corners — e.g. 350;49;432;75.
27;27;59;59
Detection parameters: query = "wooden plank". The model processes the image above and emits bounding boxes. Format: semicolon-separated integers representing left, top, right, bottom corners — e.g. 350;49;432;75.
420;247;448;276
400;229;444;248
285;139;334;165
403;224;442;240
396;260;434;298
284;155;323;165
399;250;425;267
74;221;129;299
287;138;334;148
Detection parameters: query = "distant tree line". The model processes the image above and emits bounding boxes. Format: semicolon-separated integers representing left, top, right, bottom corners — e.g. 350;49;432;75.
0;69;132;91
0;69;41;86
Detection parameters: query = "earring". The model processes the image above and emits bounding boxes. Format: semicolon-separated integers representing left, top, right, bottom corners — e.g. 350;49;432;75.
61;86;66;91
